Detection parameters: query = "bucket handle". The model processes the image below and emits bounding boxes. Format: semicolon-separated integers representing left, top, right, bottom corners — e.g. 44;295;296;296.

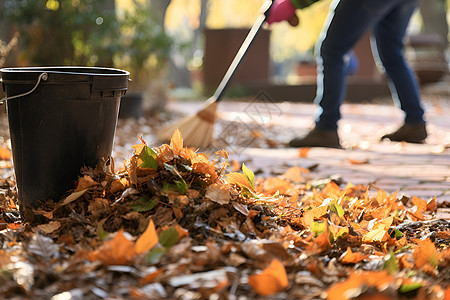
0;72;48;103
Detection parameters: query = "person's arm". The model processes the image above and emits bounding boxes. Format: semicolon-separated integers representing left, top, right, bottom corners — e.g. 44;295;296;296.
266;0;322;26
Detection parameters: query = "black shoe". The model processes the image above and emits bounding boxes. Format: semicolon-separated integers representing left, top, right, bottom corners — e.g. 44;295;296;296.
381;122;427;143
288;127;342;148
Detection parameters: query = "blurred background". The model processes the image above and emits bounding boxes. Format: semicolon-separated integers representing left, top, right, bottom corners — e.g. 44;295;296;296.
1;0;449;109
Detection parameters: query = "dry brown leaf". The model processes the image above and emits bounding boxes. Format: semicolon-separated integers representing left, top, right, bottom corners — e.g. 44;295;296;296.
215;149;229;159
0;249;12;266
248;259;288;296
75;175;99;192
135;219;158;254
87;198;109;215
157;144;175;163
110;178;129;194
205;183;232;205
36;221;61;234
59;189;88;206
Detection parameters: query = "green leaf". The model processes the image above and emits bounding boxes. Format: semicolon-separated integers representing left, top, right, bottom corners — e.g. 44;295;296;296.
242;163;254;189
311;221;326;237
174;179;188;194
145;246;167;265
330;201;344;218
162;183;175;193
395;245;413;254
130;195;157;212
393;229;404;238
382;252;399;274
97;223;108;241
164;163;181;177
399;282;423;293
159;227;179;248
140;146;158;169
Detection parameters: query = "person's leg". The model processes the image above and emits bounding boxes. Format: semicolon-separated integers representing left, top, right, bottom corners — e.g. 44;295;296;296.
372;0;427;142
289;0;393;147
313;0;374;130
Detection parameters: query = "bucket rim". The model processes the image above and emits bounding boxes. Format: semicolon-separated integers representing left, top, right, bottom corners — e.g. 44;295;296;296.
0;66;130;76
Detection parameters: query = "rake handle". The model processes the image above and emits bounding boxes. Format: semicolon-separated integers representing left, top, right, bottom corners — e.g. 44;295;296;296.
211;0;273;102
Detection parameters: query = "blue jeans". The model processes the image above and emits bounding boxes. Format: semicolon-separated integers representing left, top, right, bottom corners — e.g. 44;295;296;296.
314;0;425;130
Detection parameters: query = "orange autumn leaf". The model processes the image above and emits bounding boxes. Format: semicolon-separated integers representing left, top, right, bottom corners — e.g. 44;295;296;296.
444;286;450;300
170;129;183;155
346;158;369;165
408;205;425;221
179;147;198;160
135;219;158;254
308;227;332;253
340;247;369;264
175;225;189;240
311;204;329;219
262;177;297;200
89;229;136;265
301;210;314;227
226;172;252;190
413;238;438;270
110;177;129;194
7;223;21;230
131;136;148;156
426;196;437;212
192;161;218;181
411;195;427;212
0;146;11;160
398;254;414;269
362;227;388;243
321;181;342;199
248;259;288;296
298;147;310;158
139;269;164;285
283;166;309;183
327;271;394;300
362;217;392;243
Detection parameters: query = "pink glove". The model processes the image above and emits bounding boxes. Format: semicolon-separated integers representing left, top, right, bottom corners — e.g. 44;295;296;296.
266;0;298;25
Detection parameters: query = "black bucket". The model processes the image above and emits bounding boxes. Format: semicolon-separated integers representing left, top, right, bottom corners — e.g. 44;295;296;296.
0;66;129;209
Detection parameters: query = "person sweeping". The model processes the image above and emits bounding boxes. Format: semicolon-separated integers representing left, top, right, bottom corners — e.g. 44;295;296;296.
268;0;427;148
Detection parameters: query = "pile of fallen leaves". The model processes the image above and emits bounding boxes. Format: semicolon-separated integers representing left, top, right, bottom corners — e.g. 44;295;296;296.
0;129;449;299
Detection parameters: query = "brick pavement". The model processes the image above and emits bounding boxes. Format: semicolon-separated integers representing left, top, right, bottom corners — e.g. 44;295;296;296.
158;90;449;213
